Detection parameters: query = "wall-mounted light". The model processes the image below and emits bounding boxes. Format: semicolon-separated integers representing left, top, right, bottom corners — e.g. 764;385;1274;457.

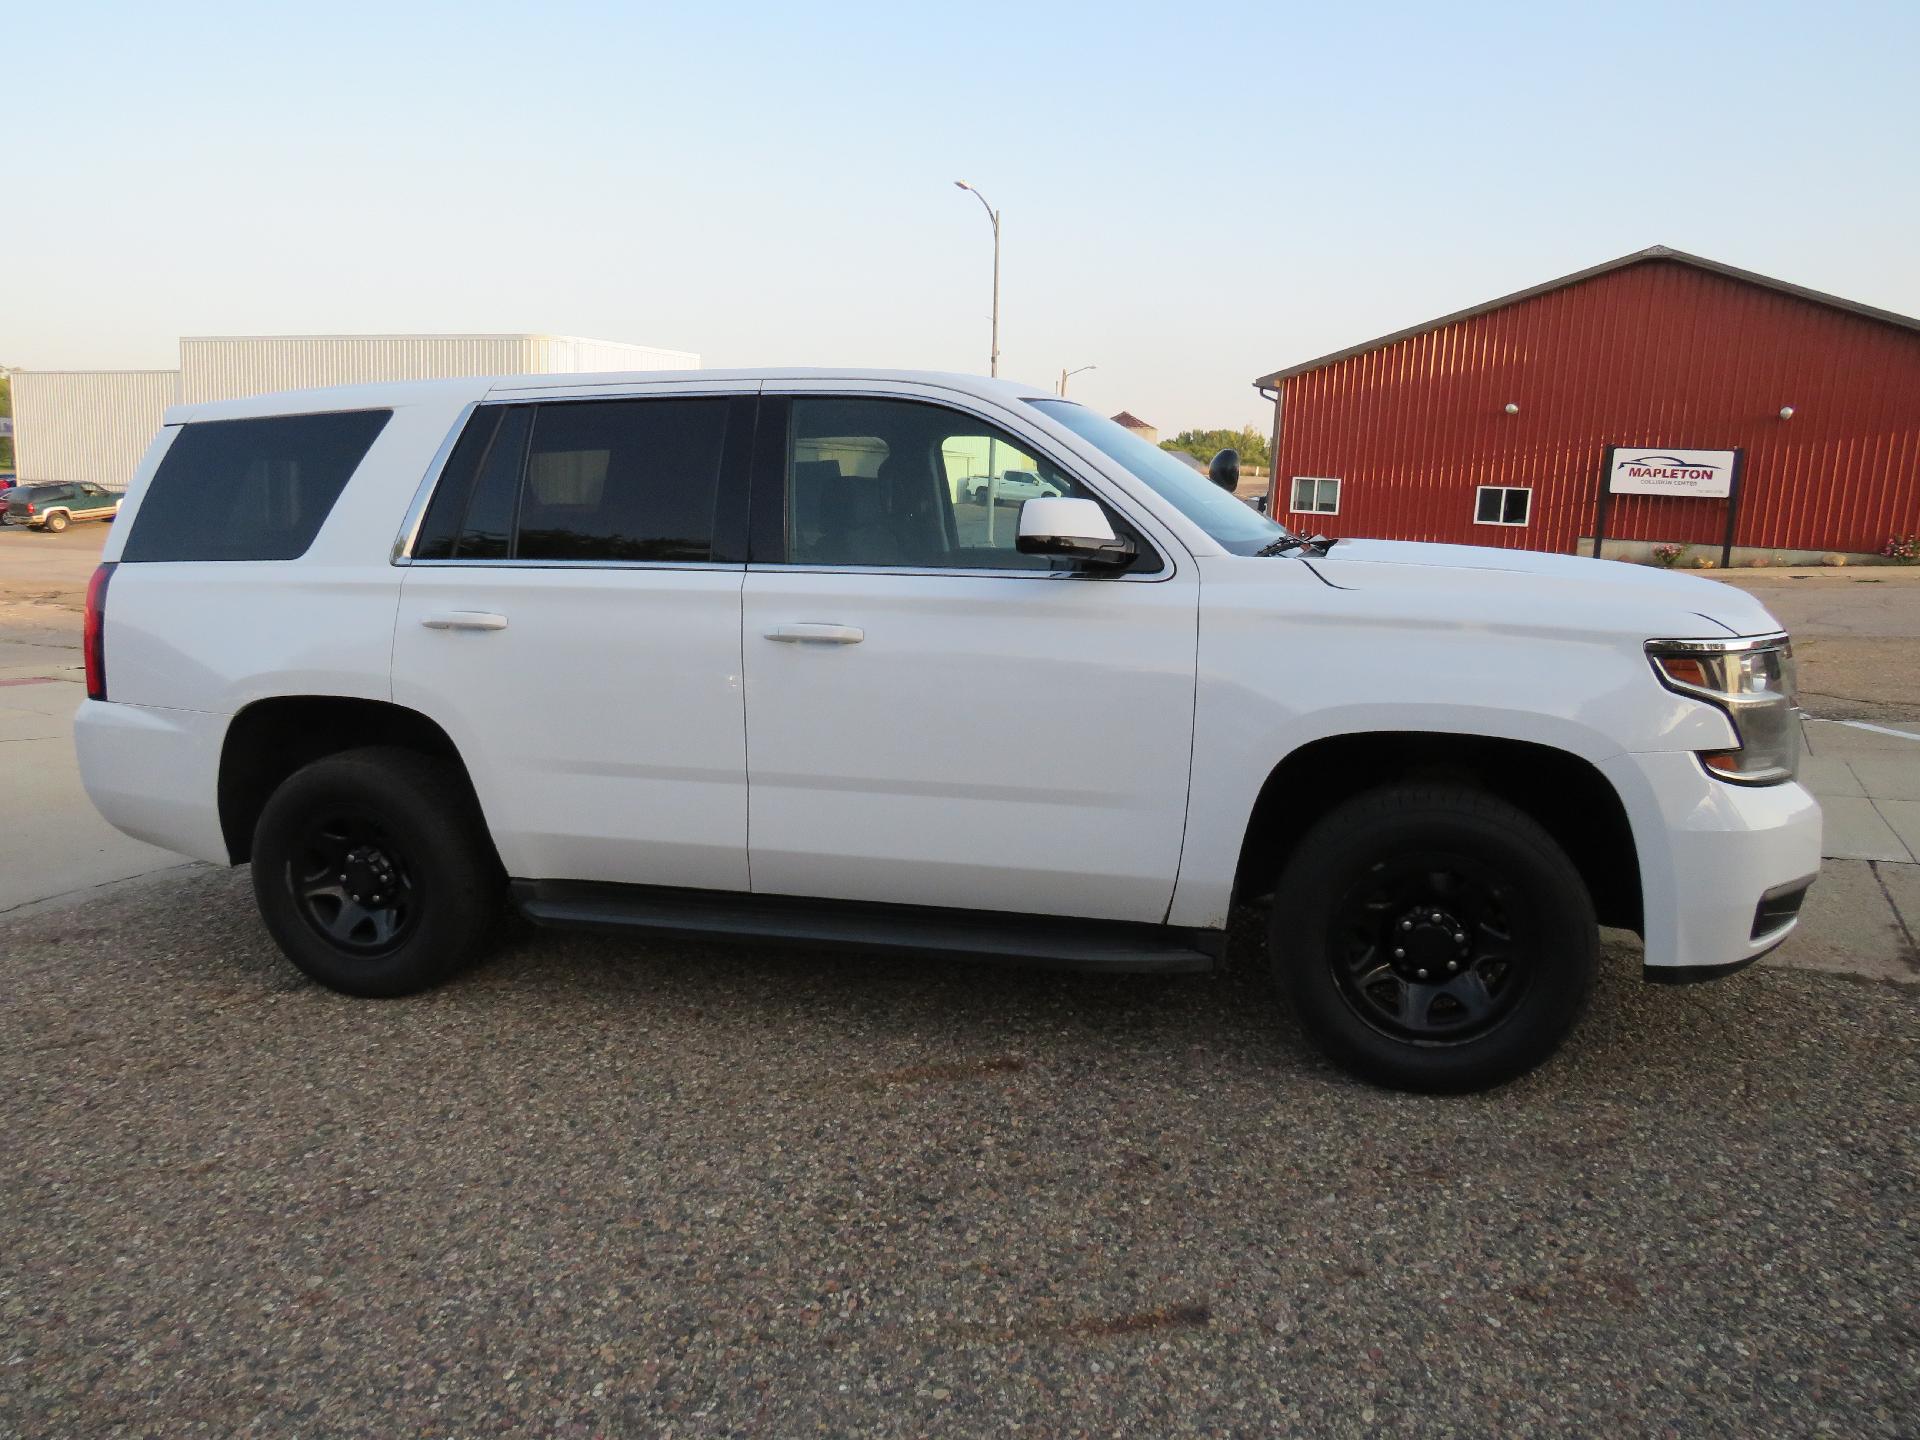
1778;406;1795;420
1503;402;1520;415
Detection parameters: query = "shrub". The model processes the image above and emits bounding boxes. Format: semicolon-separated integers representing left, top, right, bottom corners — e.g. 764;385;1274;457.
1650;543;1686;568
1881;535;1919;563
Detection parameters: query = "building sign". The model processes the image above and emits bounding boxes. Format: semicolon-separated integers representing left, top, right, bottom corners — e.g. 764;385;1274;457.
1607;446;1736;499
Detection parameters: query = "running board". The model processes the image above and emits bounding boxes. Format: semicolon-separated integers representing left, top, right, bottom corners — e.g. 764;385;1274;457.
510;880;1220;974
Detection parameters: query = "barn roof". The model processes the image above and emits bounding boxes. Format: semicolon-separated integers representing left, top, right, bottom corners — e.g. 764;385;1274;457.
1253;245;1920;390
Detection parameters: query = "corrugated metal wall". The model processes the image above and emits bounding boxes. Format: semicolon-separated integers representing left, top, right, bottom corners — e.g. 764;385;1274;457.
11;370;181;491
177;334;698;404
1272;260;1920;555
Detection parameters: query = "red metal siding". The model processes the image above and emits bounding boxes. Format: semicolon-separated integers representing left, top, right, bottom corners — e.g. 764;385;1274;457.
1273;260;1920;555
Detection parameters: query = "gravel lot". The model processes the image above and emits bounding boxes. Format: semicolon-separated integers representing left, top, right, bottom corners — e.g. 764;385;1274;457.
4;868;1915;1437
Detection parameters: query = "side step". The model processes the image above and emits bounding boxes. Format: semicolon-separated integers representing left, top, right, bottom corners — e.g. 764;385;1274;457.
510;880;1220;974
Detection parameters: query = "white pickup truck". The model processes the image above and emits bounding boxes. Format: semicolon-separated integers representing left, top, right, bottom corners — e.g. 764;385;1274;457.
75;369;1820;1091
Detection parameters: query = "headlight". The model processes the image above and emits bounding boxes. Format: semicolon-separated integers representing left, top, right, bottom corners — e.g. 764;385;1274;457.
1647;635;1800;785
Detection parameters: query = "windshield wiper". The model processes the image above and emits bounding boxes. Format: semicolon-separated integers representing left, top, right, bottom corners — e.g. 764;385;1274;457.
1257;533;1338;557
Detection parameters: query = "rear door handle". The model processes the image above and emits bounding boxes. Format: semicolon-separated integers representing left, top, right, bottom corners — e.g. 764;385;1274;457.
420;611;509;631
765;623;864;645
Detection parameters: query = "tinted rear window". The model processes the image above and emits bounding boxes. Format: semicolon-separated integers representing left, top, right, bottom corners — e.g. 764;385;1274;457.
121;410;391;562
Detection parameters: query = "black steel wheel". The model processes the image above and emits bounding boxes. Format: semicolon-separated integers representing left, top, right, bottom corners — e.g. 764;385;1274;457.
1329;851;1533;1044
252;746;501;997
1271;784;1597;1092
289;811;419;955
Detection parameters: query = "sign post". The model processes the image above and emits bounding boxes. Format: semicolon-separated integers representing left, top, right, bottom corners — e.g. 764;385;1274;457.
1717;450;1747;570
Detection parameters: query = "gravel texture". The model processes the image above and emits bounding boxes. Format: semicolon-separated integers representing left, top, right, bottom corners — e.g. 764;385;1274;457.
3;867;1916;1438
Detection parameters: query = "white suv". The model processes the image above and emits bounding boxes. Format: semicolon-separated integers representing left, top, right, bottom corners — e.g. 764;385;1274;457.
75;369;1821;1091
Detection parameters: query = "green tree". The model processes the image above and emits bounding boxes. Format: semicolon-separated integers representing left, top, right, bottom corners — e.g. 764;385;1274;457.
1161;426;1269;469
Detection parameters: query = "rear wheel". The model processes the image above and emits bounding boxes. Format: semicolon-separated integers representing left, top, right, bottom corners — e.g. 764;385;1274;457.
251;746;502;997
1270;784;1597;1092
45;511;69;533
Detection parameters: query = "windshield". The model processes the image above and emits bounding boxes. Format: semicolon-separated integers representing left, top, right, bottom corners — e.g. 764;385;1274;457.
1028;400;1293;555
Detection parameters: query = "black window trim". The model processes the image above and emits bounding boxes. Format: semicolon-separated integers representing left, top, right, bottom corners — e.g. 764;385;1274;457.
743;389;1175;583
397;393;757;570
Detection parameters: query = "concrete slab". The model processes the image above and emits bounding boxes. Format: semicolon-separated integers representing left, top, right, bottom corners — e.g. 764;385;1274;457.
1803;719;1920;757
1799;752;1864;798
1873;799;1920;865
0;679;187;913
1815;796;1914;862
1847;754;1920;801
1872;857;1920;952
1765;858;1919;983
0;675;86;718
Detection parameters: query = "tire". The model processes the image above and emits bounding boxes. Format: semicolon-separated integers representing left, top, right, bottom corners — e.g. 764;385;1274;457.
45;511;68;533
250;746;502;997
1269;784;1597;1093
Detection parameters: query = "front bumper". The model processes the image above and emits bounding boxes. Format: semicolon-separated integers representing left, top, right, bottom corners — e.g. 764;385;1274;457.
1600;750;1822;980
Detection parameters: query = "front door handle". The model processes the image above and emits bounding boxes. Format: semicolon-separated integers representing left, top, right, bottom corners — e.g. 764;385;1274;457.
765;623;864;645
420;611;509;631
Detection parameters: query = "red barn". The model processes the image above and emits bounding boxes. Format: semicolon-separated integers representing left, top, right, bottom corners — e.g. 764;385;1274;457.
1254;246;1920;562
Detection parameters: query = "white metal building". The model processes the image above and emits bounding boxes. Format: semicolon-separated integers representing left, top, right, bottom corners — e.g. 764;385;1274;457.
10;370;182;493
12;334;699;490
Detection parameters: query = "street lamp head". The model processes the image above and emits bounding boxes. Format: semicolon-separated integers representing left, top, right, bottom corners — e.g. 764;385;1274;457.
954;180;970;191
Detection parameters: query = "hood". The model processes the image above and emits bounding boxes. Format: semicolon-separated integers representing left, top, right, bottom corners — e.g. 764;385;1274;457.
1301;538;1784;638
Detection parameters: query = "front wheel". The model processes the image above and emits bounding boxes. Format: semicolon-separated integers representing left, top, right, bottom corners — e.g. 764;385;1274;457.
1270;784;1597;1092
251;746;502;997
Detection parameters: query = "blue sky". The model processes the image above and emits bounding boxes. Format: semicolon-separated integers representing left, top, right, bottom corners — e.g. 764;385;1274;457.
6;1;1916;430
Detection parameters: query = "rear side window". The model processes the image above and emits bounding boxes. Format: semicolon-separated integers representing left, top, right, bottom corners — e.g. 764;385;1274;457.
121;410;391;562
518;400;729;562
413;407;530;561
413;397;739;564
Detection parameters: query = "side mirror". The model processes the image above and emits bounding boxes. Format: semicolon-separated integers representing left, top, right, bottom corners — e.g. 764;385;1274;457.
1015;497;1136;569
1208;447;1241;493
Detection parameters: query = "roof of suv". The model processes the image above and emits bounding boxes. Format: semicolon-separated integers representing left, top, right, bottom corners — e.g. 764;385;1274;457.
164;369;1062;426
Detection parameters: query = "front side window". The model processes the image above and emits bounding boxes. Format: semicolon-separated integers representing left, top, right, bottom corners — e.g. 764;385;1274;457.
1475;485;1531;526
784;396;1134;571
1027;399;1289;555
1290;476;1341;515
122;410;392;563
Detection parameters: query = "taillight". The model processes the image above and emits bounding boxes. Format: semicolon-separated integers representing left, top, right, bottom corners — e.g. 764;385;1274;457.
22;502;34;515
84;562;117;701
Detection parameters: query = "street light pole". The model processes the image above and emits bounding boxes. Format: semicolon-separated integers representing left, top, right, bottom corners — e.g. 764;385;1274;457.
1058;364;1095;396
953;181;999;377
